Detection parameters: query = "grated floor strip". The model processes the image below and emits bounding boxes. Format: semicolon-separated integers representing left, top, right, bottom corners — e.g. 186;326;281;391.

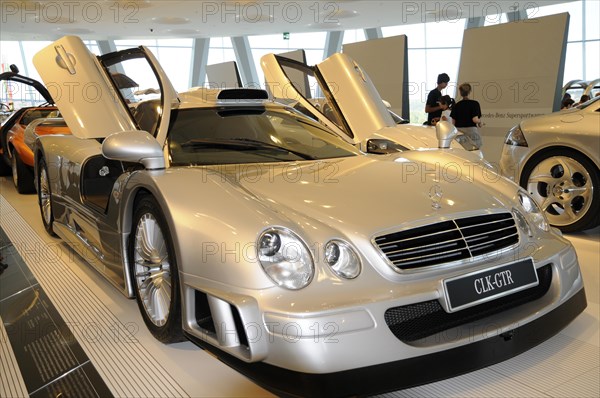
0;196;189;398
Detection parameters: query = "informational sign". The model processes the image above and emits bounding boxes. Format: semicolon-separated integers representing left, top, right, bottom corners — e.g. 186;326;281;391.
456;13;569;162
206;61;243;89
343;35;409;120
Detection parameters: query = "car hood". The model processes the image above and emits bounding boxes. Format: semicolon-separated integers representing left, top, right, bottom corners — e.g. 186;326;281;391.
199;153;515;236
374;125;442;150
520;108;584;131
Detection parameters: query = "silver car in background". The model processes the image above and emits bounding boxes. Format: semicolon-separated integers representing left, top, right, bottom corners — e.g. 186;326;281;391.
32;36;586;397
501;96;600;232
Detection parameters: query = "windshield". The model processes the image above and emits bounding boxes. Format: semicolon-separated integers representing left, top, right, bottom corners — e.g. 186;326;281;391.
167;106;358;166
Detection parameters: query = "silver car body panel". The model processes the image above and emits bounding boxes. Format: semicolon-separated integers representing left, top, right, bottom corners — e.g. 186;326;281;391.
33;36;585;386
500;98;600;182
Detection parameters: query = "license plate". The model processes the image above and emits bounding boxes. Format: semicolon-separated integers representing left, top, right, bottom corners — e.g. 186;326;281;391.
443;258;539;312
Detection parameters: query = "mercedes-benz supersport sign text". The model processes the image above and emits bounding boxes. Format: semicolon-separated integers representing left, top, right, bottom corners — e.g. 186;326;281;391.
32;36;586;397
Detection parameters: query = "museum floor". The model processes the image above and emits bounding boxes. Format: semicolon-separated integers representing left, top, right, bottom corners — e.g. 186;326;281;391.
0;175;598;398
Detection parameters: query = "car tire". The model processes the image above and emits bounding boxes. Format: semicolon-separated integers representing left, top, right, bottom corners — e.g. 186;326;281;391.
0;129;11;176
37;156;57;236
12;151;36;194
130;194;184;344
520;148;600;232
0;152;10;176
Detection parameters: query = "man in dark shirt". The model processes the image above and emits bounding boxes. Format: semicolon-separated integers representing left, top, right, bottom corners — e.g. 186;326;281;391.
450;83;483;148
425;73;450;125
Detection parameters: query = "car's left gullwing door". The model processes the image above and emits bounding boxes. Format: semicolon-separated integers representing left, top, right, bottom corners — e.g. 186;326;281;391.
33;35;178;144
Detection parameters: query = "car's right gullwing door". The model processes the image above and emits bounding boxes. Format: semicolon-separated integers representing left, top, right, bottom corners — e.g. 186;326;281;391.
33;35;178;145
261;52;396;146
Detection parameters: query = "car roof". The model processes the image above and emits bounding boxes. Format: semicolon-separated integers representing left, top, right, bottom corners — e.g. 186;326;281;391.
176;88;276;110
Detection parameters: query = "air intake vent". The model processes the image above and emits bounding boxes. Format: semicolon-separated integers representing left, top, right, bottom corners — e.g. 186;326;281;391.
374;213;519;270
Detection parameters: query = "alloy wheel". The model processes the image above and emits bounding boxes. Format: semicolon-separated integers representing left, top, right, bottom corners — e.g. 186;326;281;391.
526;155;593;227
39;166;52;225
133;213;172;327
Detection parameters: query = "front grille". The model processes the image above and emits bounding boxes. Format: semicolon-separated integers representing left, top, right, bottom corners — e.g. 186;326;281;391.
374;213;519;270
384;264;552;343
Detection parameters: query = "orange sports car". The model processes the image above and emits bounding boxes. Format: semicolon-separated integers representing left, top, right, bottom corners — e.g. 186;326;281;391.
1;69;71;193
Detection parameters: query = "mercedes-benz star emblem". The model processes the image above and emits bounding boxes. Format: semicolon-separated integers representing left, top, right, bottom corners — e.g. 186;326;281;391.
429;184;443;210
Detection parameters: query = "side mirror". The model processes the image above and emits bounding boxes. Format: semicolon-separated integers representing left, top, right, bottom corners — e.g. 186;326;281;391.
436;121;459;149
102;130;165;170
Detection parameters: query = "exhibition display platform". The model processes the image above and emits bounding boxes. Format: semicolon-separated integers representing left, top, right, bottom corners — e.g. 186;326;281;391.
0;177;598;397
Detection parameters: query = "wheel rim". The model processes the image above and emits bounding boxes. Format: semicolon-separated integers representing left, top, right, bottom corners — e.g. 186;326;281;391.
133;213;172;327
39;166;52;225
11;155;18;187
526;156;593;227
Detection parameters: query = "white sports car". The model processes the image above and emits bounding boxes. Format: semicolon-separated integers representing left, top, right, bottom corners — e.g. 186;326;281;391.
32;36;585;397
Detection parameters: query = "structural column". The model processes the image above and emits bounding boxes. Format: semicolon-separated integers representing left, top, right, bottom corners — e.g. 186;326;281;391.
323;30;344;59
189;38;210;88
231;36;260;88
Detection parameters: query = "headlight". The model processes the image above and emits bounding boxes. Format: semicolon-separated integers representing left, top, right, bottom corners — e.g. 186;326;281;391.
257;228;314;290
515;190;549;236
324;240;361;279
505;125;528;147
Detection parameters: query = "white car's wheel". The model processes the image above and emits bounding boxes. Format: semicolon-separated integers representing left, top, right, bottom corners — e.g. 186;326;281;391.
521;149;599;232
130;195;184;343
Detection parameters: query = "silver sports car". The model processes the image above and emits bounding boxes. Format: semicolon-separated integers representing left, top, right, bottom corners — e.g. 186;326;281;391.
33;36;586;397
501;96;600;232
260;52;481;155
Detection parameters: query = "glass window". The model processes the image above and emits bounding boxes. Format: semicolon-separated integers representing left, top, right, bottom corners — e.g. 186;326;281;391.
20;41;51;82
584;41;599;82
527;1;582;42
115;39;192;92
342;29;366;45
0;41;20;68
210;37;233;48
168;107;357;166
585;0;599;40
157;47;192;91
563;43;583;83
407;49;427;124
483;13;507;26
383;24;425;48
248;32;326;89
286;32;326;49
424;19;466;48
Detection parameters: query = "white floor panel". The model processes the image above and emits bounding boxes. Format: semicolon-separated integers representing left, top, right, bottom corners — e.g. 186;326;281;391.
378;367;549;398
560;301;600;347
491;333;600;393
1;176;598;397
547;367;600;398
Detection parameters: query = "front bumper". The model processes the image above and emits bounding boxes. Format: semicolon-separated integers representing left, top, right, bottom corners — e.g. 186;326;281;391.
186;287;586;397
180;238;586;396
